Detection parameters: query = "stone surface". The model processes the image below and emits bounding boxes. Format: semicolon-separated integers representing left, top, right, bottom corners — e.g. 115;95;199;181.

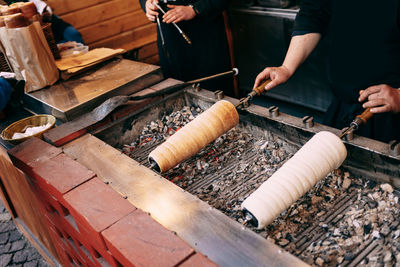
0;200;49;267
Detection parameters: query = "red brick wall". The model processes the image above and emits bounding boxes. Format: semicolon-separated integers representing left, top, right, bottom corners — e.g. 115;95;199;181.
8;137;216;267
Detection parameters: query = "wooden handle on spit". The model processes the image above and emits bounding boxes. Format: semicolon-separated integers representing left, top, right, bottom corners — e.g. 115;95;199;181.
356;108;373;124
253;79;272;95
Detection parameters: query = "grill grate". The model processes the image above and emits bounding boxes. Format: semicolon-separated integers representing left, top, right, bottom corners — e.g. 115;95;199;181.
122;106;400;266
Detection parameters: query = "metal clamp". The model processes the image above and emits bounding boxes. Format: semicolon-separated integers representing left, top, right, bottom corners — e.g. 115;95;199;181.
238;98;249;108
214;90;224;100
268;106;279;118
389;140;400;157
341;127;354;141
302;116;314;128
192;83;201;92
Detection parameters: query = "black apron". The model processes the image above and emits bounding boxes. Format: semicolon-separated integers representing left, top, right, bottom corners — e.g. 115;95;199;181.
156;0;233;94
324;0;400;143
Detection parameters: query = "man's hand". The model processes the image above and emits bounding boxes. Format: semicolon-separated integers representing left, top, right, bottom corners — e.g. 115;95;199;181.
145;0;158;22
253;65;292;91
358;84;400;113
163;5;196;24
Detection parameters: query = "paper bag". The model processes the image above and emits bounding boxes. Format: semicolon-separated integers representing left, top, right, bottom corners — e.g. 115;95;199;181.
0;27;23;80
0;21;59;93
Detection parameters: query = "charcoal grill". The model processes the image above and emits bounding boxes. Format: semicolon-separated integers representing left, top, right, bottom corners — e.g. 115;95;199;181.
70;85;400;266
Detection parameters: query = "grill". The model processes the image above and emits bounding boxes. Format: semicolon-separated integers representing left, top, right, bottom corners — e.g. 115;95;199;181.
94;86;400;266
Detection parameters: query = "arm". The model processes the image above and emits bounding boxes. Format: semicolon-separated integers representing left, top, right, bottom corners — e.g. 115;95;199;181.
254;33;321;90
254;0;331;90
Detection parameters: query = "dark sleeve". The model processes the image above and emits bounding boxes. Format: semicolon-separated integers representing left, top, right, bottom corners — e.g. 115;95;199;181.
293;0;331;35
139;0;146;13
192;0;228;18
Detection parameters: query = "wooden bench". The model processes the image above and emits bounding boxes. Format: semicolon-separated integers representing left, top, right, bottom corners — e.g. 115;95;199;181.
46;0;159;64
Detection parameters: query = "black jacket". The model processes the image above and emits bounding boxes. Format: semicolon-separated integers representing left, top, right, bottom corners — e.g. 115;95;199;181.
139;0;232;93
294;0;400;142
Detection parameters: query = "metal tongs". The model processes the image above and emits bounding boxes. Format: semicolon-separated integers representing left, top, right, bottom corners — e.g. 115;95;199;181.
153;1;192;45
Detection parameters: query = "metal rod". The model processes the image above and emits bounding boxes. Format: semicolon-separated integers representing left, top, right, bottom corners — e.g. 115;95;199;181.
189;68;238;84
153;1;192;45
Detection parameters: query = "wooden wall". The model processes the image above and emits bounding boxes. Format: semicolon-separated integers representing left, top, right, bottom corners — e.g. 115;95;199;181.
46;0;159;64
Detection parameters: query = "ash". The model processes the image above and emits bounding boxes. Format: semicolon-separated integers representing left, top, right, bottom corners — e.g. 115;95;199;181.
123;106;400;266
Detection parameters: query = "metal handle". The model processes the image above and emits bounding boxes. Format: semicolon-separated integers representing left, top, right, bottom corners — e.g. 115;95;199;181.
153;1;192;45
188;68;238;84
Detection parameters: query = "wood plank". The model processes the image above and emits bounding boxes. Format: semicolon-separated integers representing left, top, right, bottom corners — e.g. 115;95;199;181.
0;147;58;260
46;0;109;16
63;134;308;267
141;54;159;65
89;23;157;51
60;0;141;29
80;10;148;44
137;42;158;60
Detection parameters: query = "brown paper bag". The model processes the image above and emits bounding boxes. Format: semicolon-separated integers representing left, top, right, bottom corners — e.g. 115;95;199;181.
0;21;58;93
0;27;23;80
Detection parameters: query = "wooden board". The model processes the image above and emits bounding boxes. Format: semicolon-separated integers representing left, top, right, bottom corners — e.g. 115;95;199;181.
90;23;157;52
80;10;148;45
46;0;109;16
63;134;308;267
55;48;125;71
25;59;162;121
47;0;159;64
60;0;141;29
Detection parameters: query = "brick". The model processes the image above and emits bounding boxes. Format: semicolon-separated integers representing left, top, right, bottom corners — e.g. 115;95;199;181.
63;178;136;250
48;227;72;266
91;249;120;267
102;210;194;267
31;153;95;201
34;183;69;216
8;137;62;175
179;253;217;267
74;239;97;266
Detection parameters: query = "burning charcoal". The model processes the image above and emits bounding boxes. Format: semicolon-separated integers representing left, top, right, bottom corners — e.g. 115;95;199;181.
342;177;351;189
363;223;372;235
381;183;394;194
123;105;400;265
372;230;381;239
278;239;289;246
384;251;392;263
344;251;355;261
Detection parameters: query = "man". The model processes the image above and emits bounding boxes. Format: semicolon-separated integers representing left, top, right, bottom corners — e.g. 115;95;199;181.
254;0;400;143
140;0;232;93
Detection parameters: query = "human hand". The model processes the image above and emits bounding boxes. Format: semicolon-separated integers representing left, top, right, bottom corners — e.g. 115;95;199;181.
253;65;292;91
163;5;196;24
358;84;400;113
145;0;159;22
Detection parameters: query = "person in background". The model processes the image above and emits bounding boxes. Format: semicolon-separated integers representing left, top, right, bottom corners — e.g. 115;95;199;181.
0;78;13;120
253;0;400;143
140;0;233;94
5;0;84;44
